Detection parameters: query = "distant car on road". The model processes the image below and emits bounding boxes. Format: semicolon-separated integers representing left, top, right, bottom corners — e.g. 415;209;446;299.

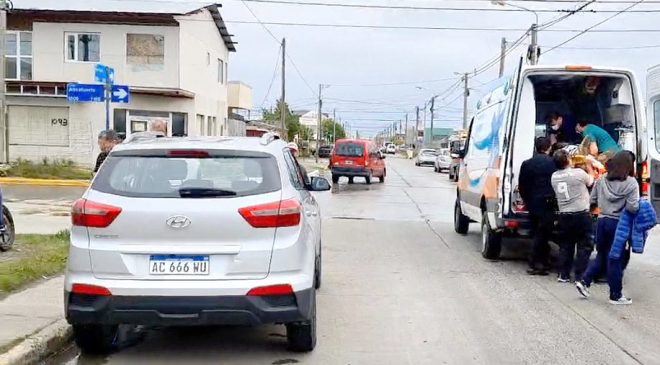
64;134;331;354
386;144;397;154
331;139;386;184
415;149;437;167
317;144;333;158
434;148;451;173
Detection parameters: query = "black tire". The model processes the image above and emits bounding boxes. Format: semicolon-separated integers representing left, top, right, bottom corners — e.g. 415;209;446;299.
0;206;15;252
454;200;469;235
348;177;354;184
73;324;118;355
481;211;502;260
365;172;372;185
332;175;339;184
287;290;317;352
379;173;385;183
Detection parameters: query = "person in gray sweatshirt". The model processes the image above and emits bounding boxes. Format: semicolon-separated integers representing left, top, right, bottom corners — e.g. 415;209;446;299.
576;151;640;305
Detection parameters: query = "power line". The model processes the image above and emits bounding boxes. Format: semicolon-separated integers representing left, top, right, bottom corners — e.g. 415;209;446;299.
542;0;646;55
545;43;660;50
328;77;457;87
235;0;660;12
259;44;282;108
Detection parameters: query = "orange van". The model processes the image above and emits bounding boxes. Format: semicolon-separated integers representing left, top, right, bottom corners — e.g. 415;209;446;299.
330;139;386;184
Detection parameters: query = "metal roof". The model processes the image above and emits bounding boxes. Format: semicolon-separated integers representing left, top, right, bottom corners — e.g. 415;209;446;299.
11;0;236;52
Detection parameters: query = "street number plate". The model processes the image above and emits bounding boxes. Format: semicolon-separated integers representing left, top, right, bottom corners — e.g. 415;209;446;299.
149;255;210;275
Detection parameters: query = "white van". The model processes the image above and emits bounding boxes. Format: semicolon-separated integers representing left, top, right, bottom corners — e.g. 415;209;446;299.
646;65;660;214
454;63;647;259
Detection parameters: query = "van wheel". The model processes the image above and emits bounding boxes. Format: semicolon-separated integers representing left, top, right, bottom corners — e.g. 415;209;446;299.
73;324;118;354
454;200;469;235
481;211;502;260
287;290;317;352
332;175;339;184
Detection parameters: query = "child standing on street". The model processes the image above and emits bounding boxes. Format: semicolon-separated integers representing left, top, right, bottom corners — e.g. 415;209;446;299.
576;151;640;305
551;149;595;283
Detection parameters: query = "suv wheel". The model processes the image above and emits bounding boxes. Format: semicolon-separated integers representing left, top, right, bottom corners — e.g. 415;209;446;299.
332;174;339;184
348;177;354;184
365;172;372;185
287;290;317;352
481;211;502;260
73;324;118;354
454;200;469;235
379;170;385;183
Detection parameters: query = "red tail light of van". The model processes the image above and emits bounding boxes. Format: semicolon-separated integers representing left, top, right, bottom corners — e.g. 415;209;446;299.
642;160;650;197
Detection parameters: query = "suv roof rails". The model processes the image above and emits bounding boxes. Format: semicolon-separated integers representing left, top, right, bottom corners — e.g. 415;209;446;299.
124;131;166;143
259;132;281;146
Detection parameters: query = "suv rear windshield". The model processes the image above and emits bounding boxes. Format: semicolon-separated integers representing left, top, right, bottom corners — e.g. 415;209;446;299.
335;143;364;157
92;150;281;198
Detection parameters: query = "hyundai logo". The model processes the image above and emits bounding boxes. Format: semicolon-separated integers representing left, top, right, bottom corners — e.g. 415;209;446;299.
166;216;191;229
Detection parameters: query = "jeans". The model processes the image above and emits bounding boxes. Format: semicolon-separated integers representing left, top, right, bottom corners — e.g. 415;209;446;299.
558;211;594;279
582;217;617;285
529;210;555;270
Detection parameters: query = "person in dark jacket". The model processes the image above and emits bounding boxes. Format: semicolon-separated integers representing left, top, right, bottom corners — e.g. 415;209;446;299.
94;130;119;173
519;137;558;275
576;151;640;305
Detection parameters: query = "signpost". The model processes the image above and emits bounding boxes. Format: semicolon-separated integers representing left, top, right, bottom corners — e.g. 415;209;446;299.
67;63;130;130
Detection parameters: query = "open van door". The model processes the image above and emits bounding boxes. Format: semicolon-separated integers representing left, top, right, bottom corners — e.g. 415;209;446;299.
647;65;660;214
501;57;525;220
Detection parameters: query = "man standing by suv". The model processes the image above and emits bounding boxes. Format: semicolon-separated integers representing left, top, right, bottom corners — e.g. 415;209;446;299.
519;137;557;276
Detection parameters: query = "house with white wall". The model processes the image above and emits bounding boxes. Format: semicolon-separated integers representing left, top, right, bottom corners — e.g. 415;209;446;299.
3;0;236;166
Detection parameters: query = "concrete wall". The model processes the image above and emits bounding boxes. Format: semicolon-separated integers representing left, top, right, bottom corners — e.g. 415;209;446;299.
32;22;180;88
176;9;230;135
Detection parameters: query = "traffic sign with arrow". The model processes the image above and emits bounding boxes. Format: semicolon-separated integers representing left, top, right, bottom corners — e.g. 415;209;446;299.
111;85;130;103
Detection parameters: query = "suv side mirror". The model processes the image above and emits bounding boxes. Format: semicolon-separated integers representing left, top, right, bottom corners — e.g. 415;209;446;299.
309;177;331;191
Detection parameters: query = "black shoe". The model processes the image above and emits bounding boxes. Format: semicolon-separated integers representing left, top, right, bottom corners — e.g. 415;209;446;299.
527;268;549;276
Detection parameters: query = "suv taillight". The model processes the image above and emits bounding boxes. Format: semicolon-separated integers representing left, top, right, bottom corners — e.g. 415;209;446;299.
238;199;301;228
72;199;122;228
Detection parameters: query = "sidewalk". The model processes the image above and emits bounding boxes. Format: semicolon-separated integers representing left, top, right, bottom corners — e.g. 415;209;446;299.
0;276;70;364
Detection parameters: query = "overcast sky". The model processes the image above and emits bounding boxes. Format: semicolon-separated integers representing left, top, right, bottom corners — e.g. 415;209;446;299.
220;0;660;136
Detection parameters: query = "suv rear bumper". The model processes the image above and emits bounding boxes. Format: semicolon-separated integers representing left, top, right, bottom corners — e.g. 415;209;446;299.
65;288;314;326
331;166;369;177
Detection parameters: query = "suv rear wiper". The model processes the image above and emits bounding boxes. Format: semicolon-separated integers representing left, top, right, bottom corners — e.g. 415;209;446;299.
178;188;237;198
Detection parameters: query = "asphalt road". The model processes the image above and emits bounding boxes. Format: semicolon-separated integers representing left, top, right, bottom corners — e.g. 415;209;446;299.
52;155;660;364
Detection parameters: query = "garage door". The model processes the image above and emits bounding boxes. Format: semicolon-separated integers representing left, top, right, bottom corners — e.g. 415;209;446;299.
8;106;70;147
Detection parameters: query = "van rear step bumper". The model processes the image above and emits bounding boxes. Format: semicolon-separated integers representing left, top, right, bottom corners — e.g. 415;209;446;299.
65;289;313;326
331;167;369;177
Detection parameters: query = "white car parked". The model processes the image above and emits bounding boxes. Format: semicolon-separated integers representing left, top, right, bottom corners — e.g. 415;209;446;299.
64;134;330;354
415;149;437;166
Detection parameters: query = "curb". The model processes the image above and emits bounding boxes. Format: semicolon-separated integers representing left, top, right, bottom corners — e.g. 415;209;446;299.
0;178;89;188
0;319;72;365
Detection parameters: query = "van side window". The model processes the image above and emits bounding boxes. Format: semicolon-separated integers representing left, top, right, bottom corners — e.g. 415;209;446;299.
282;149;305;190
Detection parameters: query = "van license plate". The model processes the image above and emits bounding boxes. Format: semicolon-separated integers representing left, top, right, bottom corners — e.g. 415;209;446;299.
149;255;210;275
345;160;353;165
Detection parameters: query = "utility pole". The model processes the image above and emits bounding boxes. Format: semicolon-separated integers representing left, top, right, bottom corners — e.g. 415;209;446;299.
530;24;538;65
280;38;287;140
333;109;336;143
429;97;435;146
499;37;507;77
462;73;469;129
0;0;8;163
316;83;323;163
405;114;408;145
415;106;420;149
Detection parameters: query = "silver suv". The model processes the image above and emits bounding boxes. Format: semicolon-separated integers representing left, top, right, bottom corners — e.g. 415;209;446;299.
64;134;330;354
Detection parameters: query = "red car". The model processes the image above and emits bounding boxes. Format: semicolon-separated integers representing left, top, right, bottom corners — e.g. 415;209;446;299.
330;139;386;184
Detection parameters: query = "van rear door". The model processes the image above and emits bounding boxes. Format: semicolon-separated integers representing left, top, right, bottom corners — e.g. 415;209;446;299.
647;65;660;213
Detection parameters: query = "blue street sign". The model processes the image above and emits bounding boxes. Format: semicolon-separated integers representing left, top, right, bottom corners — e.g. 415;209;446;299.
67;83;105;103
111;85;130;103
94;64;115;84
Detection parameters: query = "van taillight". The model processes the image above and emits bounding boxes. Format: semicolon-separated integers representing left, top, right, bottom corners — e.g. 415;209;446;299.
642;161;650;196
72;199;122;228
239;199;301;228
513;202;528;213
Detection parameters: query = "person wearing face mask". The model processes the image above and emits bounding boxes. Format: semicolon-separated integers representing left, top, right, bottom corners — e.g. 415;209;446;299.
547;112;579;145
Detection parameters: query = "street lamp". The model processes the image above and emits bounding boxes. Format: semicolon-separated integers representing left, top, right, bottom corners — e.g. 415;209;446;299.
491;0;539;65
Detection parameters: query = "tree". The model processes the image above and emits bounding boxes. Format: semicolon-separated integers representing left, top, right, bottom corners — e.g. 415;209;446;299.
262;100;301;141
321;119;346;142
